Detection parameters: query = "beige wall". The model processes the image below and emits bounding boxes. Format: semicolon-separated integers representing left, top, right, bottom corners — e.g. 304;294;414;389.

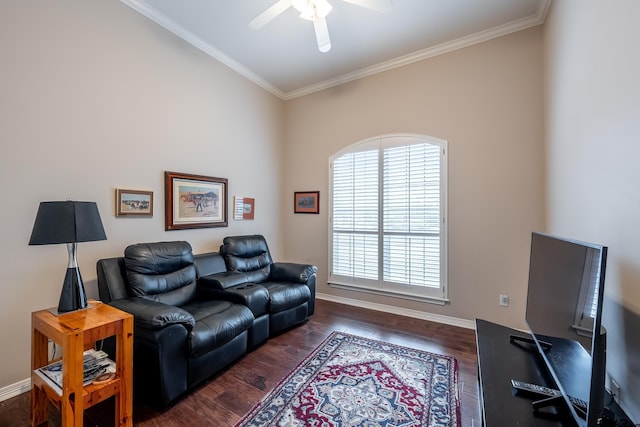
544;0;640;420
283;27;545;328
0;1;283;390
2;0;636;419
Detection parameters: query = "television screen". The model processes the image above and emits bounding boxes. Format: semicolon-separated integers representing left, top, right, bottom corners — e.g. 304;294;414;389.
525;232;607;426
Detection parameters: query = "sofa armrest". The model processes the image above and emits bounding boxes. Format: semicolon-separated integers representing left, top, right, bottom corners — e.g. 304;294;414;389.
109;298;195;330
271;262;317;283
198;271;248;290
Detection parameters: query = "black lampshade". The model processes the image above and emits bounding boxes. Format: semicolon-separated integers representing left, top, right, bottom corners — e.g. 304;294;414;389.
29;201;106;313
29;201;106;245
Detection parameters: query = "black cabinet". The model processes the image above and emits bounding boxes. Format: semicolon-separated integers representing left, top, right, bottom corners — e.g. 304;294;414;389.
476;319;570;426
475;319;631;426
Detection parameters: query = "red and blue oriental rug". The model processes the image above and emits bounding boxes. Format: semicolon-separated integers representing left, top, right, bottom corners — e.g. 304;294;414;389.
235;331;460;427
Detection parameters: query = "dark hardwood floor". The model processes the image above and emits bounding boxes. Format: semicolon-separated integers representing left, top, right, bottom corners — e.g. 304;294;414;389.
0;299;480;426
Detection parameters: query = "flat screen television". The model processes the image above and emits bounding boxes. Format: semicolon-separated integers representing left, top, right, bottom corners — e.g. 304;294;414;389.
522;231;608;426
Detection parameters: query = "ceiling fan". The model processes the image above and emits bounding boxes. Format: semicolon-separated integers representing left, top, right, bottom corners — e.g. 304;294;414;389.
249;0;392;53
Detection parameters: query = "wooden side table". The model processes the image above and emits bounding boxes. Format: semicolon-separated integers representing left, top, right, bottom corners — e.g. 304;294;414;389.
31;301;133;426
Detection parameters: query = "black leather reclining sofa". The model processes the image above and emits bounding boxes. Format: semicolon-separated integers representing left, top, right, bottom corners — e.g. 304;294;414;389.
96;235;317;407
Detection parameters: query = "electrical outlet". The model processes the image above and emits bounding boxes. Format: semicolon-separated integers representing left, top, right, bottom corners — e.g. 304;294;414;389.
499;294;509;307
611;378;621;402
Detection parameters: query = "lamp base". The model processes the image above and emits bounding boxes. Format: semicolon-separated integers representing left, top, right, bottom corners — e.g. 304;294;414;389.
49;303;94;317
57;267;88;313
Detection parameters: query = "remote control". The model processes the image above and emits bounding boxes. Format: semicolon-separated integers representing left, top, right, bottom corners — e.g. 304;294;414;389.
511;379;588;412
511;379;560;397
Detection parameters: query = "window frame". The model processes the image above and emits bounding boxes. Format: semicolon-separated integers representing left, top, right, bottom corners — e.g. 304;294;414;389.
328;133;448;304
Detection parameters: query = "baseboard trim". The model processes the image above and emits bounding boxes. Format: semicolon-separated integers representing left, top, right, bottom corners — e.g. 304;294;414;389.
0;378;30;402
316;292;476;330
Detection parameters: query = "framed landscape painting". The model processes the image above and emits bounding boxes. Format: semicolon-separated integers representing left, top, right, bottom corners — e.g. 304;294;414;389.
165;171;228;230
116;189;153;217
294;191;319;214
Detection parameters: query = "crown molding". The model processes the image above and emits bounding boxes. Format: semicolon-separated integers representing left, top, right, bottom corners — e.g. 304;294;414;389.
284;0;551;100
121;0;550;101
121;0;286;99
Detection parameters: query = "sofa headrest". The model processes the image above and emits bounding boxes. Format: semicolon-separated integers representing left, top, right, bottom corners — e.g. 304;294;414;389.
124;241;197;306
221;235;272;281
222;235;270;258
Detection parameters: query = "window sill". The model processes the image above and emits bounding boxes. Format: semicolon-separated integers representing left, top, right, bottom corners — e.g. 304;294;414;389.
328;281;449;306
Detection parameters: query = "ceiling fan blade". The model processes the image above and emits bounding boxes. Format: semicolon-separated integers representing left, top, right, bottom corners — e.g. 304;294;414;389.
341;0;392;13
249;0;293;30
313;16;331;52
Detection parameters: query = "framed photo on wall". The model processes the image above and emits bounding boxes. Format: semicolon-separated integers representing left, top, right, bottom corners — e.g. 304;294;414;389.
116;189;153;217
294;191;319;214
165;171;228;230
234;196;255;220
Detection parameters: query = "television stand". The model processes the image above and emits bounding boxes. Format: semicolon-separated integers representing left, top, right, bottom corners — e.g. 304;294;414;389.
476;319;630;426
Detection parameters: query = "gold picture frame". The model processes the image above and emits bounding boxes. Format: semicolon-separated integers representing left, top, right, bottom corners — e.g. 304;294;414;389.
116;189;153;217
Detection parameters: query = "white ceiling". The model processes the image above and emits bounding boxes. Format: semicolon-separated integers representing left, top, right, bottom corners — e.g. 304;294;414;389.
122;0;550;100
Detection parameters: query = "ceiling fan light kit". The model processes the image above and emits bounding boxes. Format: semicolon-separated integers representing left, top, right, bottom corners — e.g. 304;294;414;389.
293;0;333;20
250;0;392;53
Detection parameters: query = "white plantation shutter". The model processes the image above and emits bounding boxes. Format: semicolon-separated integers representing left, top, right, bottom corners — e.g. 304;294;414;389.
330;135;448;302
383;143;441;288
332;150;379;280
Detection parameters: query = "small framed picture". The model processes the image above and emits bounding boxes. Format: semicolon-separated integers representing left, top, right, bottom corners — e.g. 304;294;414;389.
165;171;228;230
294;191;320;214
116;189;153;217
234;197;255;220
242;197;255;220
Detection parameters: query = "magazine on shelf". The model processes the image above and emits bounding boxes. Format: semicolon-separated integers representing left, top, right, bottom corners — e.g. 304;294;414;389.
34;349;115;395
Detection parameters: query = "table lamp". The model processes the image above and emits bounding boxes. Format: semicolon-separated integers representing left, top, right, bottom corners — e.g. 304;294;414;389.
29;201;107;314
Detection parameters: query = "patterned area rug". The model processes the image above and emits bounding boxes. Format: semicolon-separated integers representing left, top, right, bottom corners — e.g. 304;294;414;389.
235;331;460;427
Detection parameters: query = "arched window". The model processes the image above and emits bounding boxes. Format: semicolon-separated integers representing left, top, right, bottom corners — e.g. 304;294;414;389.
329;134;448;303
